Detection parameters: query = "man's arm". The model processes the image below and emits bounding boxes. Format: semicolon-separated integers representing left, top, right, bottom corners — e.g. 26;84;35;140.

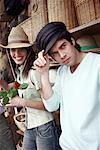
34;51;53;100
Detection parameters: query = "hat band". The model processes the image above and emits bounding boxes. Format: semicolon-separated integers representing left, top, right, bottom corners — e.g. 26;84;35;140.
80;45;97;51
8;40;30;45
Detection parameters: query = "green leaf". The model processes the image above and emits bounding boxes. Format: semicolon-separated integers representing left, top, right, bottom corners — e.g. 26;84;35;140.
9;87;14;92
0;91;7;98
19;83;28;89
11;89;18;98
3;97;9;106
8;88;18;98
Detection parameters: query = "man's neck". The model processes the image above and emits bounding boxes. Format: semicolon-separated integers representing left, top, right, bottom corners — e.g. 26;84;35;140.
70;52;86;73
70;63;80;73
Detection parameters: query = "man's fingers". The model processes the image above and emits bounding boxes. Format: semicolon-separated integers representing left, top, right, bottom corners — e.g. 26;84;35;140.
38;51;47;64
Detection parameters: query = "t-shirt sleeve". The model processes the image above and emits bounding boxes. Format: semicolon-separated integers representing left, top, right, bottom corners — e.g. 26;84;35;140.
30;68;41;91
42;67;62;112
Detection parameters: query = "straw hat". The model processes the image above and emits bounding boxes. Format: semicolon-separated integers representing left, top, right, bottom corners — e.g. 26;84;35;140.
0;26;32;49
76;35;98;51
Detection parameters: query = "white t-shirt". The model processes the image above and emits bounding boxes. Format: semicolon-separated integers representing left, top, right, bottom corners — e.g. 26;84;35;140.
43;52;100;150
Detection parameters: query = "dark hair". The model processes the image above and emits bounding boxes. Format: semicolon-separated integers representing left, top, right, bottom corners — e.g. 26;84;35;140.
49;31;81;53
8;46;36;78
23;46;36;77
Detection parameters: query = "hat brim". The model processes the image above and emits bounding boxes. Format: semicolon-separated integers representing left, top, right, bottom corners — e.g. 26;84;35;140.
44;32;61;55
0;43;32;49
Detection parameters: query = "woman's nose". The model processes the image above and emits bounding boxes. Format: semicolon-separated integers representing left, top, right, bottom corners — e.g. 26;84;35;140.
14;49;20;55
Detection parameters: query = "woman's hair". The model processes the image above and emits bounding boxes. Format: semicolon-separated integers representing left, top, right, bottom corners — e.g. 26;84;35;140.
23;46;36;77
8;46;36;78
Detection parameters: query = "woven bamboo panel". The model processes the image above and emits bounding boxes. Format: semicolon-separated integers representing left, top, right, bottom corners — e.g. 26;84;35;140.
28;0;34;17
94;0;100;19
47;0;78;30
19;18;32;43
73;0;99;25
20;0;48;44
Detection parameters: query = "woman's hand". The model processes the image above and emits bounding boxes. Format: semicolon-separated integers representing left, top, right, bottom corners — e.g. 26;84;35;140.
34;50;50;75
6;96;26;107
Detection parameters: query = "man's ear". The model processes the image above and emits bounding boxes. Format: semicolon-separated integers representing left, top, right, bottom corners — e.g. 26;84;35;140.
71;38;75;46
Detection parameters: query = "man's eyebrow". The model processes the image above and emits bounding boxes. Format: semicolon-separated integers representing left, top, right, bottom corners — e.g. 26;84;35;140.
51;41;66;53
59;41;66;48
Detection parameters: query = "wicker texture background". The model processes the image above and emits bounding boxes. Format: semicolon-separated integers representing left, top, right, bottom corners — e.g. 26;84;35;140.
94;0;100;19
20;18;32;43
73;0;100;25
20;0;100;43
47;0;78;30
20;0;48;44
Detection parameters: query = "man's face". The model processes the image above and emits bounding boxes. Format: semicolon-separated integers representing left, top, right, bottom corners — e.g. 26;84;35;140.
50;39;77;66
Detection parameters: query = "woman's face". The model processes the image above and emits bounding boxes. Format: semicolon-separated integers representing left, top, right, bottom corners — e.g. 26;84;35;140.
10;48;27;65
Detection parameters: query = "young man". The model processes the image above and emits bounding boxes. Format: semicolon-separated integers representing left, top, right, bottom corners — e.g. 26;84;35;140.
34;22;100;150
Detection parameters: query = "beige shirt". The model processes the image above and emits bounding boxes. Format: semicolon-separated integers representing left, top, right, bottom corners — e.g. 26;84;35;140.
16;66;53;129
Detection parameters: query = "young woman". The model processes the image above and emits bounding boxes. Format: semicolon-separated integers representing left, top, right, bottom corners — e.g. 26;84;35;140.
1;26;60;150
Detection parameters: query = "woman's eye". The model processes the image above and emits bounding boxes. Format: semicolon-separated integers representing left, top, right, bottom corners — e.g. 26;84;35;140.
11;49;15;52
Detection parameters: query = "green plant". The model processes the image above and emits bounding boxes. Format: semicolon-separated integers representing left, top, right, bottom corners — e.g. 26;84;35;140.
0;81;28;106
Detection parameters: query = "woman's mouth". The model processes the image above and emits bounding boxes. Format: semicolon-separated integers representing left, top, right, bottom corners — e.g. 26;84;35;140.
15;57;23;61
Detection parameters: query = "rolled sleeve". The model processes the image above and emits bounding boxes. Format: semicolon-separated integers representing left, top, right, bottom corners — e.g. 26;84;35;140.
42;91;60;112
42;68;62;112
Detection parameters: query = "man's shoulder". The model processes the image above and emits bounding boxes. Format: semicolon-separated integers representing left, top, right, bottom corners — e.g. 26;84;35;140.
84;52;100;61
57;65;67;75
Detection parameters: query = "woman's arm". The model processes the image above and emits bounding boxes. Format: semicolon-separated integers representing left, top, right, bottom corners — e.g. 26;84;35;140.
6;96;46;110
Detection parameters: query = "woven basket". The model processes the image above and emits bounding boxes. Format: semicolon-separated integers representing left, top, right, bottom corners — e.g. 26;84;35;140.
73;0;99;25
47;0;78;30
13;112;26;133
94;0;100;19
21;0;48;44
19;18;32;44
20;0;48;44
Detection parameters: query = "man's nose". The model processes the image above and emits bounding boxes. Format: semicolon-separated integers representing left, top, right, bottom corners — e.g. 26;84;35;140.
59;51;66;59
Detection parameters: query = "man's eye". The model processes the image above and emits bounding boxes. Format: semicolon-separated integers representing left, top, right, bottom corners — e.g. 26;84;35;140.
52;52;58;55
61;44;66;49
